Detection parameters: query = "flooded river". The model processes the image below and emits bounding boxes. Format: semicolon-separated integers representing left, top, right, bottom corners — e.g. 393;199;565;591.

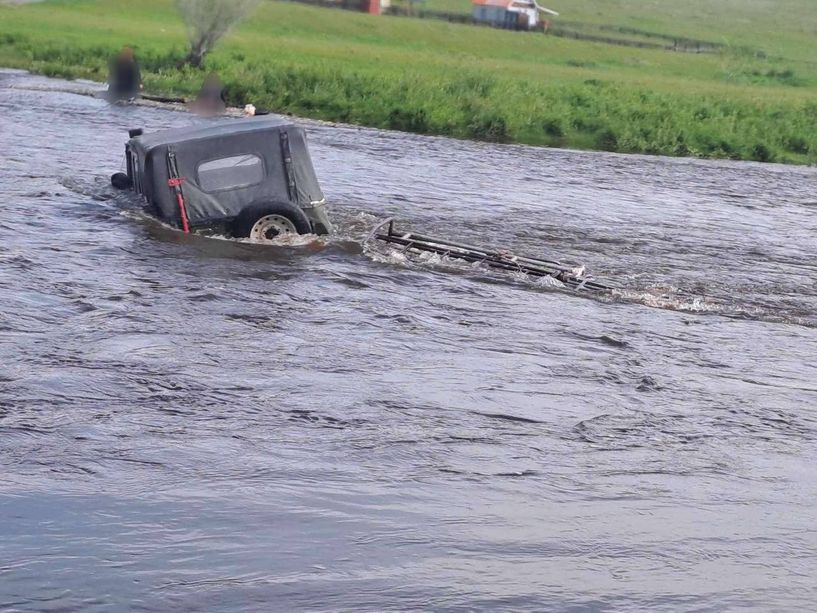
1;69;817;611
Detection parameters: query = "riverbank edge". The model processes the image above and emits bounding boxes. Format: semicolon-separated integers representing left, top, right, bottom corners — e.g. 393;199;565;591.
7;66;810;178
0;8;815;168
4;54;813;170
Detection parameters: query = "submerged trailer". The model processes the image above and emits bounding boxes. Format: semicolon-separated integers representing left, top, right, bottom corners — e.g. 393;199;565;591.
369;219;613;292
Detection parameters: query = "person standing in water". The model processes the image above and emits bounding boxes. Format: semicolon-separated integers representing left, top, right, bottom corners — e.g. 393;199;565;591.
192;73;227;116
107;47;142;102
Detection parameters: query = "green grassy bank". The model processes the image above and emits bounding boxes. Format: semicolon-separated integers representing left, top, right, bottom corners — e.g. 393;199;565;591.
1;0;816;163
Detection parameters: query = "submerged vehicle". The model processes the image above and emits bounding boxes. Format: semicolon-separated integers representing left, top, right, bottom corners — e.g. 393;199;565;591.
111;117;332;239
111;117;610;291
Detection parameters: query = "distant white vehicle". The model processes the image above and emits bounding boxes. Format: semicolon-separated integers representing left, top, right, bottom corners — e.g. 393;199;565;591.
471;0;558;30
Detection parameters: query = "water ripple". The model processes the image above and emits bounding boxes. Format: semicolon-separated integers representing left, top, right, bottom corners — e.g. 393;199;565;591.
1;70;817;611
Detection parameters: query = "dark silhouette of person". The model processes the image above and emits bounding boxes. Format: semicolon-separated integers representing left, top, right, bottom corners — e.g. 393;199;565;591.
192;73;227;116
107;47;142;101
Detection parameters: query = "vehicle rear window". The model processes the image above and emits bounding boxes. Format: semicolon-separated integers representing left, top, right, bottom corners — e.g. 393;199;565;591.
197;154;264;192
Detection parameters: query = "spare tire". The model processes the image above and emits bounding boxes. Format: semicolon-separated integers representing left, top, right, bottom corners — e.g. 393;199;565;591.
111;172;132;190
233;201;312;240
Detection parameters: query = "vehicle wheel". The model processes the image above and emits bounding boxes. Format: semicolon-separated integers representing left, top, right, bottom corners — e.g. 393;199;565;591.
233;201;312;241
111;172;132;190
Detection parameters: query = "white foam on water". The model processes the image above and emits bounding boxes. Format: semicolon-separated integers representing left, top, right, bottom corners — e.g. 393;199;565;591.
613;287;720;313
530;274;567;289
236;233;323;248
364;245;410;267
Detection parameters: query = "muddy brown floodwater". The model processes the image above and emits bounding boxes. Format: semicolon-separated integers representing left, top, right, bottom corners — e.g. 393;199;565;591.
1;69;817;611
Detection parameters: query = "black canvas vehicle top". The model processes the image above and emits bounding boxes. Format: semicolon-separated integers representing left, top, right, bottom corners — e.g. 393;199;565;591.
112;116;332;239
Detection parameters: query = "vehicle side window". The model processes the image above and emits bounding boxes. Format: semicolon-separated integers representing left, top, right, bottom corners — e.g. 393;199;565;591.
197;154;264;192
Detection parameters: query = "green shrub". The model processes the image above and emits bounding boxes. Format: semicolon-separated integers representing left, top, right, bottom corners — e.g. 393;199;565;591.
784;135;810;154
542;118;565;137
388;107;430;133
749;142;774;162
467;112;508;142
595;128;618;151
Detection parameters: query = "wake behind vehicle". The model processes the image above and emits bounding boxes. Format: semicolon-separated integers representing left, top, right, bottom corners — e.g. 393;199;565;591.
111;117;332;239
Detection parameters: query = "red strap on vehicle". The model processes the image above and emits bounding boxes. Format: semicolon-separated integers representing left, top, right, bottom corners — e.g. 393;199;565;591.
176;193;190;234
167;177;190;233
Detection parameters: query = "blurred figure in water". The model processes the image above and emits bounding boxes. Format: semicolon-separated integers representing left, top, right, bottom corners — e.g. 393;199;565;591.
192;73;227;116
107;47;142;102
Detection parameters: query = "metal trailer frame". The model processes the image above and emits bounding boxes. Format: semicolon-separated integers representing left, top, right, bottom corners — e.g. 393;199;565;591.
368;219;614;292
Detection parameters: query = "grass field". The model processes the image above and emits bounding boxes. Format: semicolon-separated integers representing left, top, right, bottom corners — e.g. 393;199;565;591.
416;0;817;60
1;0;816;163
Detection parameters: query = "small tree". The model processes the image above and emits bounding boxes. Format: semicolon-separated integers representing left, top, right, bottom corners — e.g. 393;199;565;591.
176;0;259;67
